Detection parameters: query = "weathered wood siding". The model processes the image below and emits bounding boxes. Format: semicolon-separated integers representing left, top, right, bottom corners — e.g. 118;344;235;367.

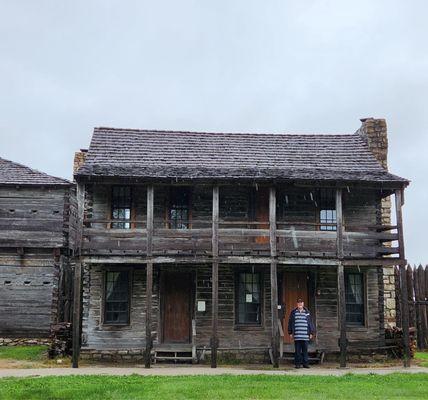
0;187;71;248
86;185;379;228
81;263;383;352
313;266;383;350
0;249;59;337
81;263;158;350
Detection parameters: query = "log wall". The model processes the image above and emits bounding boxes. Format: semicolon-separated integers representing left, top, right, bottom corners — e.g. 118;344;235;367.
81;263;383;352
0;249;61;337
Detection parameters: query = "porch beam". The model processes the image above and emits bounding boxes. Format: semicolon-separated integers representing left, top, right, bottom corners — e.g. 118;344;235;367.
395;189;410;367
145;185;154;368
211;185;219;368
337;262;347;368
269;187;279;367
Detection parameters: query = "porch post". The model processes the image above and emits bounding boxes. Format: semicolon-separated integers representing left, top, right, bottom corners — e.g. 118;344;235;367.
337;262;347;368
145;185;154;368
211;185;219;368
72;259;82;368
72;182;85;368
269;187;279;367
336;188;347;368
395;189;410;367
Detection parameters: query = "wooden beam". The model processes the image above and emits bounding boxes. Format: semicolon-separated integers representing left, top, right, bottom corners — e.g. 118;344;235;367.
269;187;277;258
145;261;153;368
72;182;85;368
146;185;154;258
269;187;279;367
337;262;347;368
336;188;343;260
212;185;219;257
71;260;82;368
211;185;219;368
145;185;154;368
395;189;410;367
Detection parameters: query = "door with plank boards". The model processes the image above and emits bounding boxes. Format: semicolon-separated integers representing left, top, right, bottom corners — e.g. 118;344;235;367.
162;272;192;343
282;272;309;344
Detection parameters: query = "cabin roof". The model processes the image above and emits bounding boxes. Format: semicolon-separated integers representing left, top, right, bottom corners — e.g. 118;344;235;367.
0;157;71;186
75;127;409;185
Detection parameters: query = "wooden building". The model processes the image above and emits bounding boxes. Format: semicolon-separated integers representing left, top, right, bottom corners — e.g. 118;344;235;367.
73;118;409;367
0;157;75;338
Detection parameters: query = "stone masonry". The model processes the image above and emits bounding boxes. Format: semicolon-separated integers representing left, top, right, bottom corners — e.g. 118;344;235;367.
356;117;395;327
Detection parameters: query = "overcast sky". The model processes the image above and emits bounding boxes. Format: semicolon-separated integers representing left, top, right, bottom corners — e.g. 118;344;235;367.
1;1;427;264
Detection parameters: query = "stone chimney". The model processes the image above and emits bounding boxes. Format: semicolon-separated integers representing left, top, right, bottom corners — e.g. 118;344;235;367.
356;118;395;327
356;117;391;225
356;117;388;169
73;149;88;177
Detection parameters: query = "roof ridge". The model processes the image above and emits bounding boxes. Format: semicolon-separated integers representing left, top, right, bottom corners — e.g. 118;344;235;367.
93;127;354;137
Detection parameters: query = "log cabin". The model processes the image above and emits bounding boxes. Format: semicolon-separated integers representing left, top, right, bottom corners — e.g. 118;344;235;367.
73;118;409;367
0;157;76;339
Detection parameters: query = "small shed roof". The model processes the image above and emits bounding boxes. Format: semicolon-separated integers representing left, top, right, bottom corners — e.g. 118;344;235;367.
75;127;408;185
0;157;71;186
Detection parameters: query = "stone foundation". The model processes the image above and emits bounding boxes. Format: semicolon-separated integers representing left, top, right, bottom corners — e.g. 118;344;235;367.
80;349;146;363
0;337;51;347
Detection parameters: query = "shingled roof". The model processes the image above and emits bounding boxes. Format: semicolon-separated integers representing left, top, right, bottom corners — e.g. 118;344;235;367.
0;157;71;186
75;127;408;185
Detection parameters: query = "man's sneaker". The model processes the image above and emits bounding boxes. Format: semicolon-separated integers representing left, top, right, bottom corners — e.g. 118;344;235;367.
303;365;310;369
295;365;301;369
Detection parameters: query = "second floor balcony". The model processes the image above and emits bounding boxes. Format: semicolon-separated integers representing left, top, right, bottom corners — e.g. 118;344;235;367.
80;184;402;262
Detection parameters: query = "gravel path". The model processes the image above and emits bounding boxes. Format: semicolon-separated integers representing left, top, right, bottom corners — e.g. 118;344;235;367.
0;365;427;378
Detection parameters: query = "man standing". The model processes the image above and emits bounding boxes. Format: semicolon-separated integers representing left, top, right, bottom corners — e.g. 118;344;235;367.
287;298;315;368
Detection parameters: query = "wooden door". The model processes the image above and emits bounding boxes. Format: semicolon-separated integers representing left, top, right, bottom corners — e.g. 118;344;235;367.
282;272;309;344
255;187;269;244
162;273;192;343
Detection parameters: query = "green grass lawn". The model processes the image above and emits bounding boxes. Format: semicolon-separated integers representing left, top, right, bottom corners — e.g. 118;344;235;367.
415;351;428;367
0;345;48;361
0;373;427;400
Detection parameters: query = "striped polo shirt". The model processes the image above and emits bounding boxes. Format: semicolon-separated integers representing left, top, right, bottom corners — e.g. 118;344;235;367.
293;310;309;341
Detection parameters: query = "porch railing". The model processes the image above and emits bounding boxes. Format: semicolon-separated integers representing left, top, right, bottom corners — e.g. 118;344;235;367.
81;218;400;259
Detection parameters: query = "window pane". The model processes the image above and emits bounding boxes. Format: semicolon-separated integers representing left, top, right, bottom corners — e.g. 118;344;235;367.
111;186;132;229
237;272;262;325
104;271;130;324
345;273;364;325
169;188;190;229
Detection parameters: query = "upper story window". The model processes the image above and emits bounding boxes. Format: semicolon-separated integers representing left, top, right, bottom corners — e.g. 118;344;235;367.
345;272;365;326
169;187;190;229
319;188;336;231
104;271;130;325
111;186;132;229
236;272;262;325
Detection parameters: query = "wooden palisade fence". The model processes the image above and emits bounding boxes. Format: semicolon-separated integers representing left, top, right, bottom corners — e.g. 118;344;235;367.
395;265;428;350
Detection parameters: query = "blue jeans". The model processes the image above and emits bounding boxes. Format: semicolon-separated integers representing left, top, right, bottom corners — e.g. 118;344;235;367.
294;340;309;366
